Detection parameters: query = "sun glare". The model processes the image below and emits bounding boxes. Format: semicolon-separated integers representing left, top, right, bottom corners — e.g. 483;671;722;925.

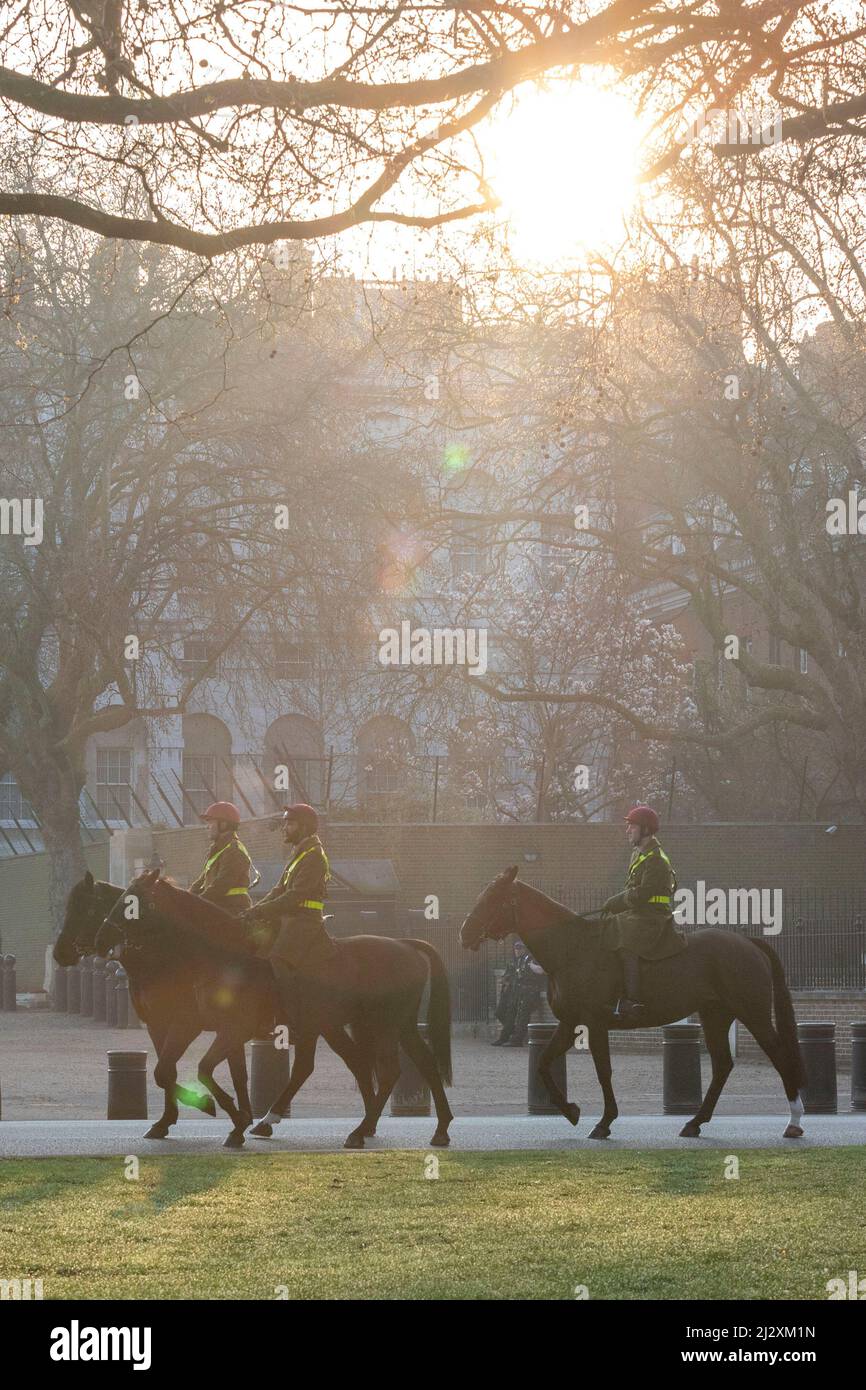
484;79;645;264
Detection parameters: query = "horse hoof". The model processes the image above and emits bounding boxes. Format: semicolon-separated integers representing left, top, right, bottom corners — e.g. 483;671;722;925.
344;1132;365;1150
679;1121;701;1138
250;1121;273;1138
783;1124;804;1139
143;1126;169;1140
430;1131;451;1147
224;1131;245;1150
589;1124;610;1140
564;1103;581;1127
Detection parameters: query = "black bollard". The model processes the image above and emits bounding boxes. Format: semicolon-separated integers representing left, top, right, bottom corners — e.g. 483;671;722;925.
67;962;81;1014
104;962;118;1027
250;1036;293;1118
91;957;107;1023
391;1024;432;1117
798;1022;837;1114
107;1050;148;1120
79;956;94;1016
663;1023;703;1115
114;968;130;1030
851;1023;866;1113
1;955;16;1011
527;1022;568;1115
54;964;68;1012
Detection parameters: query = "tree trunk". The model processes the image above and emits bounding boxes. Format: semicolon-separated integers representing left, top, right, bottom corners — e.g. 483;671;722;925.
31;772;88;937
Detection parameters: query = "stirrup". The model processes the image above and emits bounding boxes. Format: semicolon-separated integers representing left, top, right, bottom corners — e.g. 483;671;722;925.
613;997;645;1021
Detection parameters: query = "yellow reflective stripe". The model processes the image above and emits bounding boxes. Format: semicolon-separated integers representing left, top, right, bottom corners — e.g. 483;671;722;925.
300;899;324;910
226;887;250;896
204;839;251;872
281;844;330;885
649;895;671;904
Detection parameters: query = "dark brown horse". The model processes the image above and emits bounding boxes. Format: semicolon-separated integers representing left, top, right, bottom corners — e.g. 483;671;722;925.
119;871;455;1148
54;873;246;1138
460;867;807;1140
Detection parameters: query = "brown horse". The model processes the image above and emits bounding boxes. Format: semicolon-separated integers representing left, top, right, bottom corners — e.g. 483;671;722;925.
460;867;807;1140
126;871;455;1148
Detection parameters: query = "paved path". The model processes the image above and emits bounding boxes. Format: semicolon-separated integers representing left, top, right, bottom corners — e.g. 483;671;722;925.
1;1114;863;1157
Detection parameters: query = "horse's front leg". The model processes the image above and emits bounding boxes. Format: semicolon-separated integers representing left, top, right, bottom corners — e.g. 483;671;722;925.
587;1018;618;1140
148;1018;207;1137
536;1019;580;1127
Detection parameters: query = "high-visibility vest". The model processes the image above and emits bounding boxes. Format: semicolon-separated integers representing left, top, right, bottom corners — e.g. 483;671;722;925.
202;838;257;895
278;843;331;911
627;844;677;906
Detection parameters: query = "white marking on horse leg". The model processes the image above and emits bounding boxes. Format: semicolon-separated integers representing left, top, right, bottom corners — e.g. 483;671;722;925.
262;1109;283;1126
790;1093;804;1128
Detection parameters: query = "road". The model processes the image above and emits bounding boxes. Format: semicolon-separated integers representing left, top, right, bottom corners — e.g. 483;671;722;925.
0;1113;863;1156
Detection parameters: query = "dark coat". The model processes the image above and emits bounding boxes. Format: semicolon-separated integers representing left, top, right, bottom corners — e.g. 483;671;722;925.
600;837;686;961
189;832;252;916
251;834;334;970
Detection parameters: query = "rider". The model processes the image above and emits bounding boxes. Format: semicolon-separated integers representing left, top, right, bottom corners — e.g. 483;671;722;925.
189;801;255;917
601;805;685;1021
241;803;334;982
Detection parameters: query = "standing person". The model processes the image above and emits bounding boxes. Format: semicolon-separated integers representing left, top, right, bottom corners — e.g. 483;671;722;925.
242;803;334;985
492;939;525;1045
504;946;546;1046
189;802;255;917
600;804;685;1021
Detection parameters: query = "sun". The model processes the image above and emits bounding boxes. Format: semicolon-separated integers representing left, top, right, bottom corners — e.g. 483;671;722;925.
483;77;646;264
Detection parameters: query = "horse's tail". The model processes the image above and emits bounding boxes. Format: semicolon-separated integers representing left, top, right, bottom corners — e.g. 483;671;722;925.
404;939;453;1087
750;939;806;1090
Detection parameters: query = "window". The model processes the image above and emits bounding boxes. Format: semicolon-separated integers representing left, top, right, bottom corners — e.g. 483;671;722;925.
96;749;132;822
538;516;573;582
450;517;490;577
0;771;34;822
799;648;808;674
180;636;215;674
275;641;314;680
182;754;217;821
768;634;782;665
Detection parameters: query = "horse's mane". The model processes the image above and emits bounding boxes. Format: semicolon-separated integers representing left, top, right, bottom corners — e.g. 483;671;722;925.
515;878;584;926
146;877;256;959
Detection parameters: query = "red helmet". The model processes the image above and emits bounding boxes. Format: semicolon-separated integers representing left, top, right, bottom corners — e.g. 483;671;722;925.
201;801;241;826
625;805;659;834
283;802;319;832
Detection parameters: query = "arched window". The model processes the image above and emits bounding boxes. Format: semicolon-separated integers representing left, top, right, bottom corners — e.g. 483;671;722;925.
181;714;232;822
264;714;325;806
357;715;414;801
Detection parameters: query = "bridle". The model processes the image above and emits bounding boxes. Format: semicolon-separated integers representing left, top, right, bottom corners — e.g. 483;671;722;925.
464;883;520;944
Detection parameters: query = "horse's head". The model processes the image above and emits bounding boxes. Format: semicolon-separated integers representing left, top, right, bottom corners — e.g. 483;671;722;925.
55;871;122;965
95;869;161;958
460;865;520;951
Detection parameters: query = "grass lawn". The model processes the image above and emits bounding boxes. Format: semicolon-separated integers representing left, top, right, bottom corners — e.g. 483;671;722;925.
1;1148;862;1300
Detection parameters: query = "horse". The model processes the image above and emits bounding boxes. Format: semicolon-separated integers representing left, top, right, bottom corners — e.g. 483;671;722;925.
460;866;807;1141
110;870;455;1148
53;871;247;1138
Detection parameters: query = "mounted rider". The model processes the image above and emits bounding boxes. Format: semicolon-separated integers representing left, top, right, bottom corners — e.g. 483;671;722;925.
601;805;685;1021
189;801;256;917
241;803;335;980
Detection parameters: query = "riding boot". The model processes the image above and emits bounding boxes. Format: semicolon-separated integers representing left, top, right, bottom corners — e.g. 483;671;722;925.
613;952;645;1022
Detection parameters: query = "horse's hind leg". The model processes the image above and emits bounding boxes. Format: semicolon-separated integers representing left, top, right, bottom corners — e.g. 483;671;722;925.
679;1009;733;1139
399;1022;454;1147
322;1026;379;1150
740;1017;805;1138
537;1019;580;1127
250;1033;318;1137
226;1046;253;1136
